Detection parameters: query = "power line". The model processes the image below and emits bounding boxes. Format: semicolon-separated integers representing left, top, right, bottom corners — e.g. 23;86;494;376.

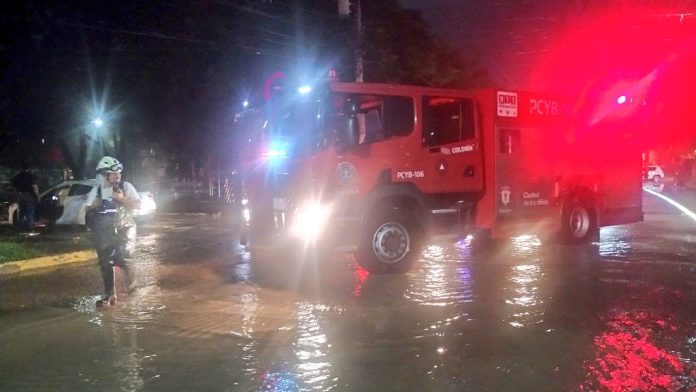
1;13;214;45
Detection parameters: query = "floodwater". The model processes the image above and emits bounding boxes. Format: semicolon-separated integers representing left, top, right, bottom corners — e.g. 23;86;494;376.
1;195;695;391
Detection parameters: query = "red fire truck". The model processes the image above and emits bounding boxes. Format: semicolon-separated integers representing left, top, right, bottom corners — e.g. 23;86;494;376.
234;79;643;273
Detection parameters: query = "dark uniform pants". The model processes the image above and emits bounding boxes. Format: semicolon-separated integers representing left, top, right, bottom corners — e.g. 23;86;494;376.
94;214;136;297
18;192;37;232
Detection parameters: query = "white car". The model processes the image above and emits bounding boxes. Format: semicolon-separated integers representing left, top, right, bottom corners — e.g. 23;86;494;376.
646;165;665;183
8;179;156;227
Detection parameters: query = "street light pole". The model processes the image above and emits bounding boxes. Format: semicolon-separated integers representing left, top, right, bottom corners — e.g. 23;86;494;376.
338;0;364;82
355;0;363;83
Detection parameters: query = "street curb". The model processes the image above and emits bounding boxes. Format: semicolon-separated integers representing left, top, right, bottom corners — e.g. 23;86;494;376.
0;250;96;276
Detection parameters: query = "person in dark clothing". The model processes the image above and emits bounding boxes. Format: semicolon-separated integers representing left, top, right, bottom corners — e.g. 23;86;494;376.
86;156;141;307
11;164;40;235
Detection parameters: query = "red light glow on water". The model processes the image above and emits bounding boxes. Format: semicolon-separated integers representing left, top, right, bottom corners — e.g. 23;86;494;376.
351;265;370;298
580;311;691;391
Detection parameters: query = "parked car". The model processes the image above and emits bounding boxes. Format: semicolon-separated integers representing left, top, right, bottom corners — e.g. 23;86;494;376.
8;179;156;228
646;165;665;183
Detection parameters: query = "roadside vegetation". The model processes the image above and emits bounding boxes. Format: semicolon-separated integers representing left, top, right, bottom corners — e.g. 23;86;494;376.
0;226;92;264
0;241;43;263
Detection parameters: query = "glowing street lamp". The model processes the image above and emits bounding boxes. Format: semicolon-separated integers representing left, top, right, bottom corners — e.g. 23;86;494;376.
92;117;104;128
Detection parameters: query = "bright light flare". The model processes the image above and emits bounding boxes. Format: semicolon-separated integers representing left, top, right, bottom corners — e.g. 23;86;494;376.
242;100;249;108
92;117;104;128
298;85;312;95
240;198;251;222
261;144;288;164
617;95;627;104
291;201;332;242
265;149;286;158
135;193;157;216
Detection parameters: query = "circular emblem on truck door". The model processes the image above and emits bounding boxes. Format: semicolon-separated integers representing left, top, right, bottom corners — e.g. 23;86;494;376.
336;162;356;186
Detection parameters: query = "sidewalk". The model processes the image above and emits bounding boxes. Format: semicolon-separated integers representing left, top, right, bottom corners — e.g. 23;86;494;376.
0;250;95;276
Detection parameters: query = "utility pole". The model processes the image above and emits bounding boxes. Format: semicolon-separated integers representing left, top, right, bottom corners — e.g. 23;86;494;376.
338;0;364;82
354;0;363;82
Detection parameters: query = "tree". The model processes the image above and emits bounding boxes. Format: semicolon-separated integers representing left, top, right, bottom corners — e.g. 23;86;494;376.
360;1;489;87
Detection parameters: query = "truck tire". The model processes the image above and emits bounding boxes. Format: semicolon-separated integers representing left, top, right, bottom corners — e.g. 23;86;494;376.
561;197;597;244
355;209;423;274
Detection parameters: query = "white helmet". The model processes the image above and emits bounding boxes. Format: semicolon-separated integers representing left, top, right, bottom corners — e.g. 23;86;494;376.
96;156;123;173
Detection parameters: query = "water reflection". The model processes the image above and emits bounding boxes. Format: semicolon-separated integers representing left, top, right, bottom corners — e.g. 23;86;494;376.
351;265;370;298
581;310;690;391
233;249;254;284
293;302;332;390
238;281;260;379
407;244;474;307
510;234;542;256
504;263;544;328
598;226;632;258
501;236;545;328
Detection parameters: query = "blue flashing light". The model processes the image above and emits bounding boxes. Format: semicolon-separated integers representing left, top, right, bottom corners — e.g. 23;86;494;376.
617;95;627;104
243;100;249;108
266;148;286;159
263;142;289;164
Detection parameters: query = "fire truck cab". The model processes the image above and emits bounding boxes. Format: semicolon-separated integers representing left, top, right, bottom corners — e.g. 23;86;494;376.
236;81;643;273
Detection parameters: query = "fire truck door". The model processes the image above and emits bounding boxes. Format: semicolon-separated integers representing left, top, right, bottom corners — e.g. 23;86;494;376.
421;96;484;194
495;127;555;220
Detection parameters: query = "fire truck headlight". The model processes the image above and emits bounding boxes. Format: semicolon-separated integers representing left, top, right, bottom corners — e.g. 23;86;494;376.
291;201;332;241
298;85;312;95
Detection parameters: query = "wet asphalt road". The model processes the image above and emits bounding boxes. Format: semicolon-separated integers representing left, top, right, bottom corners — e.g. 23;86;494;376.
1;191;695;391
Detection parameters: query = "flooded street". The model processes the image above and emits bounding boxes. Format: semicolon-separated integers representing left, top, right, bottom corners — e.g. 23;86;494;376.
1;193;696;391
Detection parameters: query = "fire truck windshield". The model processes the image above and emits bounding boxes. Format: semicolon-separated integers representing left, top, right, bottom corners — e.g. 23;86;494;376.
327;92;415;149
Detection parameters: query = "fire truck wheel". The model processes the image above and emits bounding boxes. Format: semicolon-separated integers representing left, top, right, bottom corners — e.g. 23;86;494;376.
356;211;423;274
561;198;597;243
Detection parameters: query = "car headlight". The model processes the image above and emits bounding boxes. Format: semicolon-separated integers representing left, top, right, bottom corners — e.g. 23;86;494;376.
136;197;157;216
290;201;332;242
